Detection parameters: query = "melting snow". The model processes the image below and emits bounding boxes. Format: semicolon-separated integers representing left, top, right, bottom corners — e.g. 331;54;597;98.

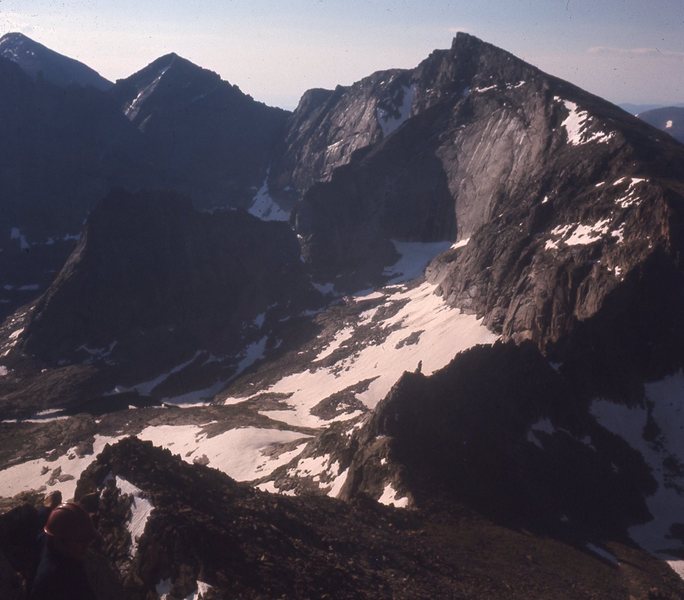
315;327;355;361
137;425;311;481
555;97;615;146
376;84;415;137
545;219;611;250
248;174;290;222
378;483;409;508
114;476;154;558
451;238;470;250
234;336;268;377
613;177;647;209
225;281;498;428
591;372;684;567
125;64;172;120
473;84;498;93
111;352;202;397
0;435;124;500
286;452;351;495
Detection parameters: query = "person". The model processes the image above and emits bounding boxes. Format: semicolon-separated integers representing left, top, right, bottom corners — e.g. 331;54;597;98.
35;490;62;533
29;502;98;600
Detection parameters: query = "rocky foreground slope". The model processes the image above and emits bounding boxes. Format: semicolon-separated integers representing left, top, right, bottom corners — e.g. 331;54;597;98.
3;437;682;599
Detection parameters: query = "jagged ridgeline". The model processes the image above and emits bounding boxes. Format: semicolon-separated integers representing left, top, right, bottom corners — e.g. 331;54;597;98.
1;32;684;599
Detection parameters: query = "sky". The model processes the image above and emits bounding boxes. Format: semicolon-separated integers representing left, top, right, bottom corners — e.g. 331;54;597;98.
0;0;683;110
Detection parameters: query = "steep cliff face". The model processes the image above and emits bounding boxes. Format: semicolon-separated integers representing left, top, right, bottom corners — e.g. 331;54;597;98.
288;33;684;361
270;33;541;203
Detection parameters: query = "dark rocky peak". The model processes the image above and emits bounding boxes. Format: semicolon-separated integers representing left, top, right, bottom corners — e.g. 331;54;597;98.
110;54;289;211
2;188;314;408
270;33;551;204
0;31;112;90
113;52;224;125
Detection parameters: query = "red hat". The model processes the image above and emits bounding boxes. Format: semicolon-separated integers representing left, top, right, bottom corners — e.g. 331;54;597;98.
44;502;98;543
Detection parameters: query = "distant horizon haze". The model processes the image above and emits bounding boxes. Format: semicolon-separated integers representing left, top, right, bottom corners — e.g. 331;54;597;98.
0;0;682;110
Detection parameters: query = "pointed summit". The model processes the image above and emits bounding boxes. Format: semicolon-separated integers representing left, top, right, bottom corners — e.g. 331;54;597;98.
114;52;223;123
0;32;112;90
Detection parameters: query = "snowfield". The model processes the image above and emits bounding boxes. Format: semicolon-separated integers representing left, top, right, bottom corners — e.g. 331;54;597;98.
224;279;499;428
591;371;684;570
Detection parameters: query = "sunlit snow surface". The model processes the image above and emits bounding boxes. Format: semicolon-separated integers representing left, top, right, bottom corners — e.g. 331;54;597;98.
137;425;311;482
591;371;684;576
555;97;615;146
0;435;124;500
224;279;498;428
378;483;409;508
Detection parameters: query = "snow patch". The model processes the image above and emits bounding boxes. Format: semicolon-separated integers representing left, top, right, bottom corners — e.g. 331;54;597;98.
125;64;172;120
248;173;290;222
451;238;470;250
137;425;311;482
315;327;355;361
383;240;452;284
0;435;124;499
613;177;647;209
378;483;409;508
226;281;498;428
666;120;673;129
591;372;684;563
376;84;416;137
473;84;497;93
115;476;154;558
545;219;611;250
110;352;201;397
234;337;268;377
585;543;619;566
555;98;615;145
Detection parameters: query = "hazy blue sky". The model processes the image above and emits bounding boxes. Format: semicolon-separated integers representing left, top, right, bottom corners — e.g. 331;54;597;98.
1;0;682;109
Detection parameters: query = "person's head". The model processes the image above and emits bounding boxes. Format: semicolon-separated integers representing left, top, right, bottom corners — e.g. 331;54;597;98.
44;502;98;560
43;490;62;509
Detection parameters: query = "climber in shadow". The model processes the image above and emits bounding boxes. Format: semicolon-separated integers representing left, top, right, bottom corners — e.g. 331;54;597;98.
30;502;99;600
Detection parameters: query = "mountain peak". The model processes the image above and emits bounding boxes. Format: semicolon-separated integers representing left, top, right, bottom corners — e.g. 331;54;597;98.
0;31;112;90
